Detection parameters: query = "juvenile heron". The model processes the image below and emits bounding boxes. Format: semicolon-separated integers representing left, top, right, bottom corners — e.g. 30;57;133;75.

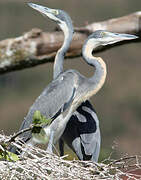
27;3;101;161
10;3;137;158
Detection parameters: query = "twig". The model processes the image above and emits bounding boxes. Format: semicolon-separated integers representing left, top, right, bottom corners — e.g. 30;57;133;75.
108;155;138;167
0;133;141;179
8;125;34;143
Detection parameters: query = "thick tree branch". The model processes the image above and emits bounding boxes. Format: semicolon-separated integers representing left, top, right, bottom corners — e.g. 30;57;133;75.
0;11;141;75
76;11;141;34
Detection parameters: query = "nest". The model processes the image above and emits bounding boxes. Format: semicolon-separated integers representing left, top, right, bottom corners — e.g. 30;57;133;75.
0;133;141;180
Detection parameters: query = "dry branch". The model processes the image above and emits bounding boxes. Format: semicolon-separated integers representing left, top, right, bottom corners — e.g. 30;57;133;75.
0;133;141;180
0;11;141;75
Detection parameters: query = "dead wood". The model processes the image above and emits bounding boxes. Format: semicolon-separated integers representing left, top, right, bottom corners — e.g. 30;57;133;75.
0;11;140;75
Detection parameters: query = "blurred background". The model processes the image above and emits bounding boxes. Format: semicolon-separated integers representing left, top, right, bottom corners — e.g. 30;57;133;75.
0;0;141;161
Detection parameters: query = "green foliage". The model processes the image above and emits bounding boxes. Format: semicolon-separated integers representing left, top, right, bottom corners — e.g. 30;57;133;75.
32;110;52;127
31;110;52;144
0;145;19;162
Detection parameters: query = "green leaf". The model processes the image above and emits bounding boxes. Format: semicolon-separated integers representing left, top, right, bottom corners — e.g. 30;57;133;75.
31;110;52;144
0;150;19;162
32;110;52;126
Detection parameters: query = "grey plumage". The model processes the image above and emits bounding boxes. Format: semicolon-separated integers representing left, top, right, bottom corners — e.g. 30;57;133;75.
9;3;138;162
16;63;104;150
19;71;76;143
27;3;102;162
60;100;100;162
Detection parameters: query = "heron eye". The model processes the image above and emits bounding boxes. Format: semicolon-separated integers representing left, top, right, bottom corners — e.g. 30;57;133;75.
53;10;59;15
100;31;106;37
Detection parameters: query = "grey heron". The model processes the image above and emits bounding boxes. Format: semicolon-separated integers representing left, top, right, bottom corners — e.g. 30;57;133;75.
10;3;137;159
27;3;102;162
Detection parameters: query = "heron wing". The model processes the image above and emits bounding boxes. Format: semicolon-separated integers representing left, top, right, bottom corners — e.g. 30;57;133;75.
19;71;76;142
80;130;101;162
77;102;101;162
60;100;101;162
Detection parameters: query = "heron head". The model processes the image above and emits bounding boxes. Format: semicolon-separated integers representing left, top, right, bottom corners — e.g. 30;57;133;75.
28;3;73;32
88;30;138;46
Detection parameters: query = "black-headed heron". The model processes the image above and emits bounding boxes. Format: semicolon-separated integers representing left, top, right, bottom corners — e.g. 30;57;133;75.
10;3;138;162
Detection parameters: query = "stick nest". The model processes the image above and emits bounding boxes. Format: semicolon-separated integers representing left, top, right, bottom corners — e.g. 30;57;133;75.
0;133;141;180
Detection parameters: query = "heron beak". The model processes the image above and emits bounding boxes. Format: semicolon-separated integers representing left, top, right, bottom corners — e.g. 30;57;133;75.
103;32;138;45
111;32;138;41
28;3;57;17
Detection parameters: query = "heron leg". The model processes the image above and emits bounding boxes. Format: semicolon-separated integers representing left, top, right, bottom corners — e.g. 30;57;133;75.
59;138;64;156
46;130;54;153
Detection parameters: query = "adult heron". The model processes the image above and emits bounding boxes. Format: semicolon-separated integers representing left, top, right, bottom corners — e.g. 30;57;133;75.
10;3;137;159
27;3;101;162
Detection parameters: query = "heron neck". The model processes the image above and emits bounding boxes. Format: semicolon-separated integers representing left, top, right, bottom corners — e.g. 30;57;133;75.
82;41;107;95
53;25;73;79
